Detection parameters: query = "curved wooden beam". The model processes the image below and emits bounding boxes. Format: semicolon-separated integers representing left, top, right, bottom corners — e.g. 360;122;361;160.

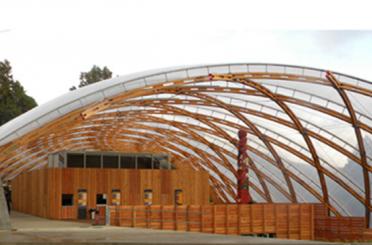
326;71;371;227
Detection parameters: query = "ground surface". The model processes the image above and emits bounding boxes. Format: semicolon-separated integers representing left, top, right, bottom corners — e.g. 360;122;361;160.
0;211;348;245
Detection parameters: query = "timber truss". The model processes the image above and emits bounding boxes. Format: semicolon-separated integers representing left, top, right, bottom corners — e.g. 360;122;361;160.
0;64;371;227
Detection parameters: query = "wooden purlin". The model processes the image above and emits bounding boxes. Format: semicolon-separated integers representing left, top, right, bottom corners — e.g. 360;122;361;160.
326;71;371;228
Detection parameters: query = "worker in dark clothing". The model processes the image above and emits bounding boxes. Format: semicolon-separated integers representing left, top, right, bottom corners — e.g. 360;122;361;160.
3;185;11;214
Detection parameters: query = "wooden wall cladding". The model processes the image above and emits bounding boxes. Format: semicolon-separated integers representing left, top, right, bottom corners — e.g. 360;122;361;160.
11;168;209;219
313;204;369;242
110;204;314;240
315;216;366;241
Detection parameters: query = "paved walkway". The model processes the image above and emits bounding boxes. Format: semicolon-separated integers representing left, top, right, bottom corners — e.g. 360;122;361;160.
0;211;341;245
9;211;91;230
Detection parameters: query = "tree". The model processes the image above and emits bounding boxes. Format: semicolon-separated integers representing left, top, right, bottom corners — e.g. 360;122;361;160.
0;60;37;126
70;65;113;91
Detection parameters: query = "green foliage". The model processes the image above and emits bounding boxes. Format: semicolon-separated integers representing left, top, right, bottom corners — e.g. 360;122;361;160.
0;60;37;126
70;65;113;91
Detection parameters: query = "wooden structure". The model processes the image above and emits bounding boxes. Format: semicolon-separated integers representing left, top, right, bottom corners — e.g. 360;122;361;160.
313;204;370;241
108;203;372;242
11;168;209;219
0;64;371;228
109;204;314;240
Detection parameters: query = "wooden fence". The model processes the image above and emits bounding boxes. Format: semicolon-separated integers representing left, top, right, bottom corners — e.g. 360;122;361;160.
108;204;314;240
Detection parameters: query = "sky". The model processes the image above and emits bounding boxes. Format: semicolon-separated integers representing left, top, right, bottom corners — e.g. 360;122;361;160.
0;0;372;105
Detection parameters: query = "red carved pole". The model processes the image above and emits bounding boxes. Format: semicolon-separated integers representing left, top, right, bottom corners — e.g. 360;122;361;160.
237;129;251;204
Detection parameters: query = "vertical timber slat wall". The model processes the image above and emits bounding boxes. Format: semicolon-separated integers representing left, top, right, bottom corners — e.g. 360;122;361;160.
313;204;366;241
111;204;315;240
11;168;209;219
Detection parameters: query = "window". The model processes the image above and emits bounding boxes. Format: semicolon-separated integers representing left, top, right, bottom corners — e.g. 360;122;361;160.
144;189;153;206
137;156;152;169
153;158;160;169
103;155;119;168
77;189;87;207
153;155;170;169
86;154;101;168
112;189;121;206
66;153;84;168
175;189;183;205
96;193;107;205
62;194;74;206
120;156;136;169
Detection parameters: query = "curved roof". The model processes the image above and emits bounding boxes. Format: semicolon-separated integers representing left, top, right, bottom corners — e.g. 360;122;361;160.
0;63;371;226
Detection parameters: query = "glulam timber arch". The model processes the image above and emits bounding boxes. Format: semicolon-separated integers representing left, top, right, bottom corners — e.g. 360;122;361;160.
0;63;371;227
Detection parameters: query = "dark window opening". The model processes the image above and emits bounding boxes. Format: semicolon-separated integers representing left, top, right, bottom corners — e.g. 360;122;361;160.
86;155;101;168
103;155;119;168
67;154;84;168
120;156;136;169
153;155;170;169
137;156;152;169
153;158;160;169
62;194;74;206
96;193;107;205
